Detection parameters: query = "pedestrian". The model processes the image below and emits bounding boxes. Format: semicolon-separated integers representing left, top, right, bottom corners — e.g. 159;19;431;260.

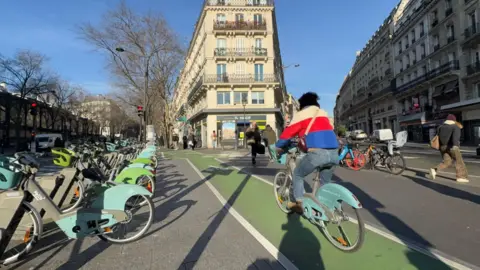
245;121;262;165
263;124;277;161
182;135;188;149
211;130;217;149
430;114;469;183
188;132;195;150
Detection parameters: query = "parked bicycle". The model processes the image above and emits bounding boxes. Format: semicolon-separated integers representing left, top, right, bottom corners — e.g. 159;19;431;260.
362;131;407;175
269;143;365;252
338;143;367;171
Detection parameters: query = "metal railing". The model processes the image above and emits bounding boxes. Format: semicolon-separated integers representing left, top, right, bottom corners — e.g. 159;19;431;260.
213;20;267;31
466;61;480;76
205;0;274;7
214;48;267;57
464;23;479;39
395;60;459;93
204;73;278;83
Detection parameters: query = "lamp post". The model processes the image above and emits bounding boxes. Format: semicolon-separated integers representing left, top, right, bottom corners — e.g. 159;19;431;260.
242;96;247;149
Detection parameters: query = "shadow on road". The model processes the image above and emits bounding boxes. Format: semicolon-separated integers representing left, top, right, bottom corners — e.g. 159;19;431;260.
332;174;451;269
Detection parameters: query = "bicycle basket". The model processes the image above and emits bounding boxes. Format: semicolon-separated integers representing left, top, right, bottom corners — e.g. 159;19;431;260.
51;147;74;167
0;156;23;190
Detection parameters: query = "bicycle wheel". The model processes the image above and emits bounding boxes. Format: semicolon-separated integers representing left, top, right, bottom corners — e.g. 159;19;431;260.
98;194;154;244
61;180;85;213
318;203;365;253
151;156;158;168
1;202;42;266
137;174;155;195
273;171;292;214
345;151;366;171
386;152;406;175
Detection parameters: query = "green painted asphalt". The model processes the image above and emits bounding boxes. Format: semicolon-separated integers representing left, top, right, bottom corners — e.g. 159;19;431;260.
164;151;452;270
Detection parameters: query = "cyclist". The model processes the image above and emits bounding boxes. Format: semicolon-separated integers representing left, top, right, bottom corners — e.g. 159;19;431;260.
275;92;339;214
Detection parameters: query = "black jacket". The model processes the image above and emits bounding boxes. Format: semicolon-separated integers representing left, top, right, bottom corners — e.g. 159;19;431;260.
437;122;461;147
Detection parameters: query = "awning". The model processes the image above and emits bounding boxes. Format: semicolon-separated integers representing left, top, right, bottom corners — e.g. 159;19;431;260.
441;98;480;111
432;84;444;97
443;80;458;94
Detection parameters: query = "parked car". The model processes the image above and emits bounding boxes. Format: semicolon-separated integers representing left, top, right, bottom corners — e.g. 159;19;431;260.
350;130;368;140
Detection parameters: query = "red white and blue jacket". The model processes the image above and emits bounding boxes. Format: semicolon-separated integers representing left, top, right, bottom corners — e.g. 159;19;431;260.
275;106;338;149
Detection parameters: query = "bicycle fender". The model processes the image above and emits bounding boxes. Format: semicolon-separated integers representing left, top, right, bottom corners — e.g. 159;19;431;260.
114;167;154;185
130;158;154;166
138;153;154;159
126;163;154;171
316;183;362;210
90;184;152;211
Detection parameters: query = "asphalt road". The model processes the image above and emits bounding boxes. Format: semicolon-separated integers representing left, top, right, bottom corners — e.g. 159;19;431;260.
212;153;480;268
5;158;281;270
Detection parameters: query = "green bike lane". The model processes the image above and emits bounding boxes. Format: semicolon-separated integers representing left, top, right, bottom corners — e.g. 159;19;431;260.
164;151;456;270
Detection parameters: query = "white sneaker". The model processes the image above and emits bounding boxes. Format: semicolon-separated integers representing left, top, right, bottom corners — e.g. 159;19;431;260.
430;168;437;180
456;178;469;183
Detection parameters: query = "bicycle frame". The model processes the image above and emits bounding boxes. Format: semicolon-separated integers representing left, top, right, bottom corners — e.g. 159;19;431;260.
338;145;355;161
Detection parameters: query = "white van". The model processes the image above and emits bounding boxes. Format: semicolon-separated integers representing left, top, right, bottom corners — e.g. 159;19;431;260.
35;134;63;150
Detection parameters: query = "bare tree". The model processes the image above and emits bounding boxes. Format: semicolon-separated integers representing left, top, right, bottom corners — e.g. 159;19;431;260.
77;1;184;143
0;50;56;143
37;80;77;130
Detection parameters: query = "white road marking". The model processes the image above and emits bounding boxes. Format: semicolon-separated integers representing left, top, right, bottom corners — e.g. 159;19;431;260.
403;156;420;159
211;156;475;270
183;157;298;270
408;167;480;179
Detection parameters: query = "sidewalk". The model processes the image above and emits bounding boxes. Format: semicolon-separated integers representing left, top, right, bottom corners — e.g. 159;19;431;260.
406;142;477;153
6;158;282;270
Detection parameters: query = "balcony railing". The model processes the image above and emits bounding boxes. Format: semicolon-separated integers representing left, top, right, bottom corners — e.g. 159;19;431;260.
214;47;267;57
204;73;278;83
411;38;416;44
395;60;459;93
464;23;479;39
466;61;480;75
205;0;274;7
213;20;267;31
433;44;440;51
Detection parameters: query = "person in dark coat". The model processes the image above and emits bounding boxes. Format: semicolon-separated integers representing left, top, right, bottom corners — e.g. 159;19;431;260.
245;122;262;165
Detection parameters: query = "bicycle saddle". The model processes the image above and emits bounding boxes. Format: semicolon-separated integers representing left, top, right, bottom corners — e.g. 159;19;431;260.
81;168;103;182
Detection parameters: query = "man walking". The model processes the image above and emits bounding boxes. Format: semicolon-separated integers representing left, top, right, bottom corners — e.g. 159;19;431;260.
430;114;469;183
263;124;277;161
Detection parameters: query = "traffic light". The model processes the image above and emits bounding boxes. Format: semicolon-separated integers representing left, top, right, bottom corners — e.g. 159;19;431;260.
29;103;37;116
137;105;143;116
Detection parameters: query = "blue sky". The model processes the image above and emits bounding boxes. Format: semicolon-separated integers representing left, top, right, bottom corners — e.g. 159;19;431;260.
0;0;398;116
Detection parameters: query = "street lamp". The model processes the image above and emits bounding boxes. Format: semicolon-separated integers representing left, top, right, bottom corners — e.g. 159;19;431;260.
242;96;247;149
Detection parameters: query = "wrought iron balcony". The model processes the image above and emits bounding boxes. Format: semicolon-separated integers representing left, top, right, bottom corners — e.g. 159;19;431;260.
205;0;274;7
214;47;267;57
368;77;379;87
395;60;459;93
204;73;278;84
213;20;267;31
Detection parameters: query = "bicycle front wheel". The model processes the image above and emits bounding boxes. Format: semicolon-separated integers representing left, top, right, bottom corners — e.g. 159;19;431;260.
61;180;85;213
273;171;292;214
98;194;154;244
318;202;365;253
386;152;406;175
1;202;42;266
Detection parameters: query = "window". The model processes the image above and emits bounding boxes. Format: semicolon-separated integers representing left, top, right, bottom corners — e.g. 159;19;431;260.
235;62;245;74
217;13;226;23
217;92;231;105
255;38;262;48
447;25;455;39
236;38;245;54
217;38;226;48
419;22;425;35
254;14;263;24
422;65;427;75
234;92;248;104
448;52;455;62
216;64;226;81
235;13;244;22
475;84;480;98
473;51;480;63
433;35;439;46
251;92;265;104
421;44;426;56
446;0;452;9
411;30;416;43
254;64;264;81
398;41;402;54
470;12;476;28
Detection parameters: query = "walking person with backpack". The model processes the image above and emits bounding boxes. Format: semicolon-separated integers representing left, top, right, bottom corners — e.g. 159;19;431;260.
430;114;469;183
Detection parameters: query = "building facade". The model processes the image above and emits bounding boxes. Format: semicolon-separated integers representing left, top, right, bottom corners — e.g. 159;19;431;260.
173;0;288;148
335;0;480;145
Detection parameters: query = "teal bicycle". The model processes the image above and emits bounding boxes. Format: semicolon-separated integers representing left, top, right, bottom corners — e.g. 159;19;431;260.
269;143;365;252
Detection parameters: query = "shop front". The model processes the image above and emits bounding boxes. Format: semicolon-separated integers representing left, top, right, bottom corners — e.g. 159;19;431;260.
442;98;480;145
216;115;267;148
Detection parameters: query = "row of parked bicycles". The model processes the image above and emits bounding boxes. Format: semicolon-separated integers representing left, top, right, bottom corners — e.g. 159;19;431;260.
0;140;159;266
337;131;408;175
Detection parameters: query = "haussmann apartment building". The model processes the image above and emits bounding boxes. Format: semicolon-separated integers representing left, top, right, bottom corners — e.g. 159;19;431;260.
172;0;291;149
335;0;480;146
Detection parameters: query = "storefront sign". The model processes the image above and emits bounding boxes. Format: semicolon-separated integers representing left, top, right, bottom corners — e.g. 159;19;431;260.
216;115;267;121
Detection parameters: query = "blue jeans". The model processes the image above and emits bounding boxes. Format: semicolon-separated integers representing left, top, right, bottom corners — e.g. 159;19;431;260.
292;149;338;201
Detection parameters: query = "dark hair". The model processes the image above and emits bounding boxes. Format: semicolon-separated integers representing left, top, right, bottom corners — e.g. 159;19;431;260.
298;92;320;110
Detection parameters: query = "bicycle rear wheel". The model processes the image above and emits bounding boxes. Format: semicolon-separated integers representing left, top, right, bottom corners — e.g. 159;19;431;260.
318;202;365;252
61;180;85;213
1;202;42;265
386;152;406;175
98;194;154;244
273;171;292;214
